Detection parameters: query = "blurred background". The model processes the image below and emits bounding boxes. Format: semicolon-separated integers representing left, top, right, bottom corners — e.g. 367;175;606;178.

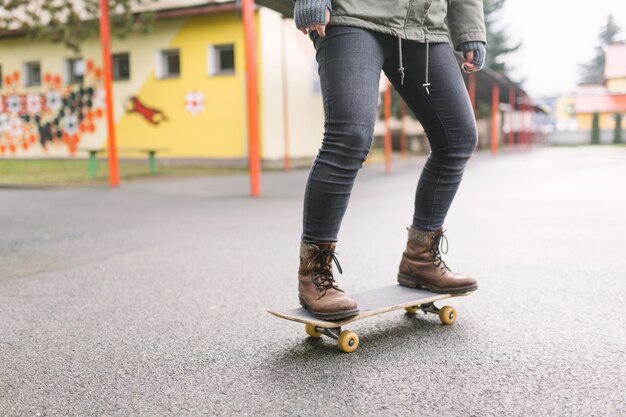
2;2;626;416
0;0;624;186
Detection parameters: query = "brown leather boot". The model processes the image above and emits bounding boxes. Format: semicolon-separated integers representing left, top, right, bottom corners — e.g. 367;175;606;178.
397;227;478;294
298;242;359;320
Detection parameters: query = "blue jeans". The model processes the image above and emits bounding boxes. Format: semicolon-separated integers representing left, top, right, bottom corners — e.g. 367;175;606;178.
302;26;477;243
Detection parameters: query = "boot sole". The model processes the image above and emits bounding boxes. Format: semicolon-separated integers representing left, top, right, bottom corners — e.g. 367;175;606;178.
299;296;360;321
397;273;478;294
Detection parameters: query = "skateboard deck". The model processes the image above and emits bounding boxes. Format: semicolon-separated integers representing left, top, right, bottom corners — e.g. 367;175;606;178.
268;284;474;353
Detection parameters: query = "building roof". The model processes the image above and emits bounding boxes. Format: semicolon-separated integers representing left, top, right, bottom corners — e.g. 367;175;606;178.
134;0;234;13
575;84;626;114
605;44;626;80
0;0;237;38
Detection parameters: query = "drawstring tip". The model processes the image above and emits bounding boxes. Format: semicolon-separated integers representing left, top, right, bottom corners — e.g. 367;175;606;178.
422;82;431;95
398;67;405;86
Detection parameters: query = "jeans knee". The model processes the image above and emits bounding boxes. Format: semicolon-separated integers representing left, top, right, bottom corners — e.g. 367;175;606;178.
449;120;478;160
320;127;373;169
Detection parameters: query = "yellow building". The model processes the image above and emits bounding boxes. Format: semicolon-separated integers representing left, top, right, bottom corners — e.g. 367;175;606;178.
575;44;626;134
0;1;324;163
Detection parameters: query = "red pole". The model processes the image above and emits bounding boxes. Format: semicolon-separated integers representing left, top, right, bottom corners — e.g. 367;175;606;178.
528;99;533;148
520;99;525;146
518;97;526;145
508;86;515;149
384;81;392;174
242;0;261;196
524;97;530;148
400;100;407;158
98;0;119;187
491;82;500;156
281;20;290;172
468;73;476;116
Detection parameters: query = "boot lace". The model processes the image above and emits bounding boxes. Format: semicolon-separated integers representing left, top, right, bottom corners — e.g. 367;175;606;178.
430;231;451;273
312;248;343;291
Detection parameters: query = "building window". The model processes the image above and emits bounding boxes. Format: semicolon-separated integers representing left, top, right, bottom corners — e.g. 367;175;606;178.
112;53;130;81
24;61;42;87
209;44;235;75
65;58;85;84
158;49;180;79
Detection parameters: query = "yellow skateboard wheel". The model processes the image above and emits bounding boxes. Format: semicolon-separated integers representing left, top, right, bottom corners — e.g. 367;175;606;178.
439;306;457;325
404;306;419;314
337;330;359;353
305;323;322;338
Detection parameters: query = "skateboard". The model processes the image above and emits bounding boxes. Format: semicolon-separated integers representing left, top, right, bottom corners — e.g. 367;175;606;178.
268;284;474;353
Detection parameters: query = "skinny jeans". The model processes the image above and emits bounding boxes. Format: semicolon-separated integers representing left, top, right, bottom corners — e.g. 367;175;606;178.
302;26;477;243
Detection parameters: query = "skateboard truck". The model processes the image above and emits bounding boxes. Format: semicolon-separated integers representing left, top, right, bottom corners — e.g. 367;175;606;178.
405;302;457;324
419;302;441;315
316;327;341;340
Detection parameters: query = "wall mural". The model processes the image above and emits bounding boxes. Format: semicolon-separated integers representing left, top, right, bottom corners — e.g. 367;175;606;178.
125;96;168;125
185;91;205;116
0;60;105;156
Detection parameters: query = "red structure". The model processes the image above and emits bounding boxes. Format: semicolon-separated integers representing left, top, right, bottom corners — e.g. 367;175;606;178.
508;85;515;148
399;101;408;158
98;0;120;187
468;73;476;116
383;81;392;174
491;82;500;156
242;0;261;197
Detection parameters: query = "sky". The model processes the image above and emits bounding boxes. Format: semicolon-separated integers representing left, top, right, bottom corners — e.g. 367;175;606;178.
500;0;626;97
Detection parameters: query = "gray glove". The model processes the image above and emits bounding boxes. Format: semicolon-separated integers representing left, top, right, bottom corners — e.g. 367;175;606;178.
458;41;486;72
294;0;332;31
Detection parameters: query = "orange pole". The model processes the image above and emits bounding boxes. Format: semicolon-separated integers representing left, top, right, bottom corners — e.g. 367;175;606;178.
517;97;526;144
468;73;476;116
281;19;290;172
98;0;119;187
528;99;533;148
520;99;526;146
508;86;515;149
242;0;261;196
400;100;407;158
384;81;392;174
491;82;500;156
522;97;528;147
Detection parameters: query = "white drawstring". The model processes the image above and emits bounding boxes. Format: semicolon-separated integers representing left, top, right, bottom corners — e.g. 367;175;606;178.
396;33;405;86
423;37;431;95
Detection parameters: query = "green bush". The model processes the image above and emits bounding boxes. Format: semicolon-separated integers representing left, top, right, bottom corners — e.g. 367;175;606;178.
614;113;623;144
591;112;600;144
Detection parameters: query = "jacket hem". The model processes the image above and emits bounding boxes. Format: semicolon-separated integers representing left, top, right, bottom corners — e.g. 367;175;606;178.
329;15;451;43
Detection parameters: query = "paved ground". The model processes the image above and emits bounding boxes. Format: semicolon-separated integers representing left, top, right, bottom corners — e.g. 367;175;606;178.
1;145;625;416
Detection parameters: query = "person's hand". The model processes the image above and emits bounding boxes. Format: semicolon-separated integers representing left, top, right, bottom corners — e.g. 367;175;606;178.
299;8;331;37
459;41;486;73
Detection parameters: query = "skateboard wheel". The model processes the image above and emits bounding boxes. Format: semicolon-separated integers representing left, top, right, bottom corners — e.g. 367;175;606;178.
305;323;322;338
439;306;457;325
404;306;419;314
337;330;359;353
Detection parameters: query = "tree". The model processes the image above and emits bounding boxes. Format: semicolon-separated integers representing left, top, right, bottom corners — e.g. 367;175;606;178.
483;0;521;74
579;14;622;84
0;0;156;52
614;113;623;145
591;112;600;144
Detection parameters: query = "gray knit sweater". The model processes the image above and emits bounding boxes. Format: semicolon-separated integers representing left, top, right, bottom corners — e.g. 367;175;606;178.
294;0;332;30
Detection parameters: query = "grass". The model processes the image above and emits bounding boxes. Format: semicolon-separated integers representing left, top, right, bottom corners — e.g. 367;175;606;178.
0;159;247;186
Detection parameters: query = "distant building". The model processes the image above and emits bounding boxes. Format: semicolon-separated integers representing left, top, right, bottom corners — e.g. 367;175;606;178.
0;1;324;163
574;44;626;141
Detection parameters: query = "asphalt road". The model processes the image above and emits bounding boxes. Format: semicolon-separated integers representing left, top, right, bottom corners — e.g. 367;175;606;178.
1;145;625;416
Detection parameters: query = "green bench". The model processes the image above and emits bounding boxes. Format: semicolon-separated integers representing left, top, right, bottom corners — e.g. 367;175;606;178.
80;147;170;178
